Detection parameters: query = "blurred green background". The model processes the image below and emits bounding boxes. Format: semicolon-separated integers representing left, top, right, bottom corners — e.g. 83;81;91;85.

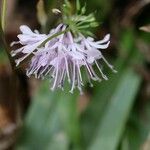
0;0;150;150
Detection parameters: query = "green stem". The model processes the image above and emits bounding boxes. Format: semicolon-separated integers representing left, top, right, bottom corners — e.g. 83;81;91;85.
39;28;70;47
1;0;7;31
0;22;16;70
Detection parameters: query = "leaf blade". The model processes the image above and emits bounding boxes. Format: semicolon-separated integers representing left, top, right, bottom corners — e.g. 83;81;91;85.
88;68;141;150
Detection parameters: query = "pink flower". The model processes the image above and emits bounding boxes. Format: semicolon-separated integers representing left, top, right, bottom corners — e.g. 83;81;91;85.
11;24;116;94
11;25;48;66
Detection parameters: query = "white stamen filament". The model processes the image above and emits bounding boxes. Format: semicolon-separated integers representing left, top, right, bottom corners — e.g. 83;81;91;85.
95;60;108;80
51;62;59;90
77;61;83;85
70;61;76;93
101;55;117;73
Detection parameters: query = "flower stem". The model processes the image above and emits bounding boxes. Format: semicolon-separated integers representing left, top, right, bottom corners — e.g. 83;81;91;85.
1;0;7;31
0;23;16;70
39;28;70;47
0;0;17;70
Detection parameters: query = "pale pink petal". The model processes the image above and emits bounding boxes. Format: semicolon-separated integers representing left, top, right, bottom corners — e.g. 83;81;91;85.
20;25;34;35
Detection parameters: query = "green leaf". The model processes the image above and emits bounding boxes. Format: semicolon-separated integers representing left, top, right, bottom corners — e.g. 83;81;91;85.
81;29;142;149
88;68;141;150
15;81;81;150
122;99;150;150
76;0;80;13
80;59;125;147
57;92;82;150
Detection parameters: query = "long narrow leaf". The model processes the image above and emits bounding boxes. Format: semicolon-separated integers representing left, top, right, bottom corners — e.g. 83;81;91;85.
15;81;81;150
88;68;141;150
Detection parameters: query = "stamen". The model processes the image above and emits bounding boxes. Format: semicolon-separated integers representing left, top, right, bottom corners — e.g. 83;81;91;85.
64;56;71;83
85;69;93;87
95;60;108;80
51;62;59;90
45;66;53;76
89;65;101;82
59;67;65;88
61;71;66;90
15;53;31;66
85;62;98;81
77;62;83;85
11;47;23;56
38;65;49;78
102;55;117;73
77;71;83;95
10;41;20;47
70;61;76;93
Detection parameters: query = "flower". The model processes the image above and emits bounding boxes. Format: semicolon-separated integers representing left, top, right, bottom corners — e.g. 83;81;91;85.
11;24;116;94
11;25;48;66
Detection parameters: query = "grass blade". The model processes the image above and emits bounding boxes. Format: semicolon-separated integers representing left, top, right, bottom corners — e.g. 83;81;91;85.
88;68;141;150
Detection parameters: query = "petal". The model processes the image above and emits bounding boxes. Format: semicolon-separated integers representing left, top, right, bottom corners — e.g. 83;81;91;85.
17;35;31;43
87;57;95;64
18;35;39;45
50;57;59;67
11;47;24;56
10;41;20;47
69;51;84;60
18;34;47;45
89;41;110;49
87;37;94;41
22;42;40;53
20;25;33;35
86;50;102;63
96;34;110;44
39;57;48;66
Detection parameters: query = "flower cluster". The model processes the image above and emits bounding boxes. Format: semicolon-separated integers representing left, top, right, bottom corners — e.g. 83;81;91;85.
11;24;116;94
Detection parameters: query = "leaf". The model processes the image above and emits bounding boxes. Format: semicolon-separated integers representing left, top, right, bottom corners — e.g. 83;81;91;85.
15;81;65;150
122;99;150;150
57;92;83;149
15;81;81;150
80;62;125;149
76;0;80;13
88;68;141;150
80;29;135;147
